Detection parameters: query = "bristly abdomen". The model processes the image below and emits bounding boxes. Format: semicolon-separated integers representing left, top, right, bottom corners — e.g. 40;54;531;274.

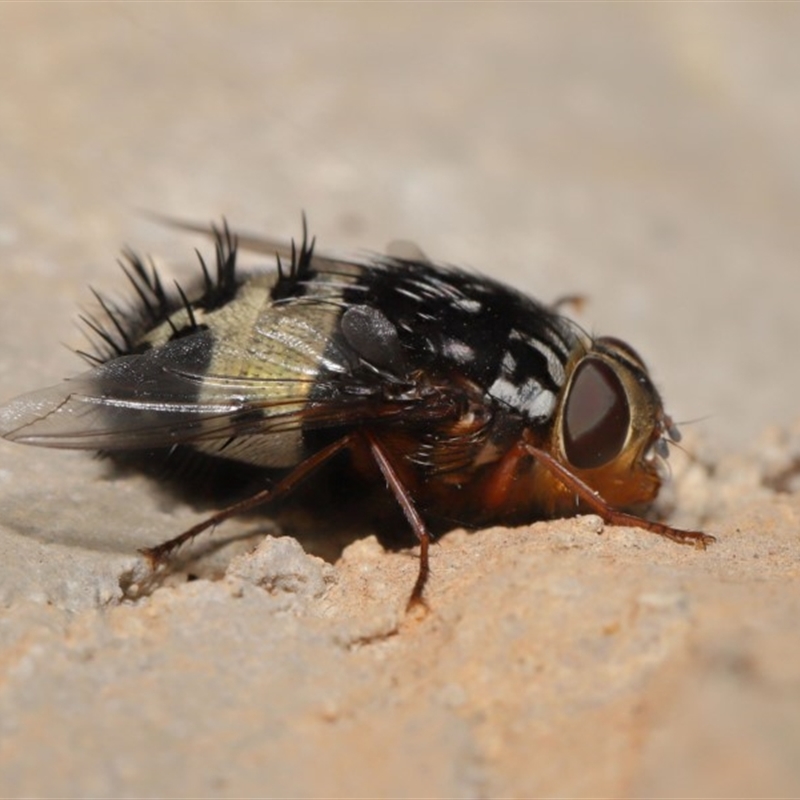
78;222;243;364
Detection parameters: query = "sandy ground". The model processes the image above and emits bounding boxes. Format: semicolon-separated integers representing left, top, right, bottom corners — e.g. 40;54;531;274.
1;5;800;798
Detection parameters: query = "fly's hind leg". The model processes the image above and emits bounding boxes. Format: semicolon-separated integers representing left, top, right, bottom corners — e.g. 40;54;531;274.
142;429;435;611
363;431;432;611
140;434;355;566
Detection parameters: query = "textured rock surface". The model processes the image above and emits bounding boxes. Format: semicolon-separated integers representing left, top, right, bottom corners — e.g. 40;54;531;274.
1;5;799;797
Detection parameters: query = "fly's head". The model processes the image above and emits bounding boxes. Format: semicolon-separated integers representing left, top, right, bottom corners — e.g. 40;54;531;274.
550;335;679;510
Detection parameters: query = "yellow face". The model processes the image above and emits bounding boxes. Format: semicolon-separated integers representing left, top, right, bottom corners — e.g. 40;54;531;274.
547;336;673;512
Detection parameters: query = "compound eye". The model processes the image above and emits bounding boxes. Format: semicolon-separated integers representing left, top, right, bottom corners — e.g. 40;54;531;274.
563;358;630;469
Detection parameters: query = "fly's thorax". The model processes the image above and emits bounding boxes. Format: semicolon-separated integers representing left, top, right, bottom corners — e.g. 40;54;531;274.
548;335;673;509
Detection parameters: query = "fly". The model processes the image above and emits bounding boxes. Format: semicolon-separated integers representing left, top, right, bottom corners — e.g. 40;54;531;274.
0;218;715;607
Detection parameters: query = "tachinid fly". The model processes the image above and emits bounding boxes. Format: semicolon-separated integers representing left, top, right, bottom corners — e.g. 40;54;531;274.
0;219;714;605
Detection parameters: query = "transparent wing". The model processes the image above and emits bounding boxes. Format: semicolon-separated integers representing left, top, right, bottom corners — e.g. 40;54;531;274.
0;331;402;451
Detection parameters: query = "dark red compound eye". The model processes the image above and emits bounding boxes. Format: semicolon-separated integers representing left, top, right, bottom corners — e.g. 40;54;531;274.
563;358;630;469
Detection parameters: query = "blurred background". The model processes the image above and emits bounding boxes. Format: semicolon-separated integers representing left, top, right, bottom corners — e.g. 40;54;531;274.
2;7;800;799
1;4;799;459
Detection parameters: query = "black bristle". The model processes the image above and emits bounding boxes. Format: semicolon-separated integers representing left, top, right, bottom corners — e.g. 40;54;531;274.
194;219;240;312
79;312;125;357
75;348;104;366
173;280;198;332
119;258;159;323
89;288;133;352
271;213;317;301
195;248;213;296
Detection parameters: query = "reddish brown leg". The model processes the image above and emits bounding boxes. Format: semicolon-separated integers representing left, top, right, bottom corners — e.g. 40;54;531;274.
363;431;432;610
141;434;355;565
524;443;716;548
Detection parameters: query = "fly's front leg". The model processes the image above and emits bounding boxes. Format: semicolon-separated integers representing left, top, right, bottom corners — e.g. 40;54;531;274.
523;443;716;548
